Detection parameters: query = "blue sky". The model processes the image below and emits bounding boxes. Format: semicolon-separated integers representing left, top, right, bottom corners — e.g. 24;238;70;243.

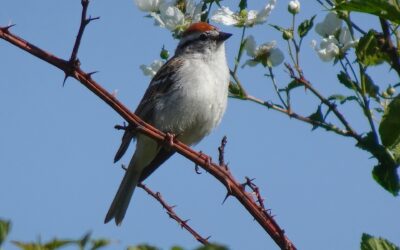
1;1;399;250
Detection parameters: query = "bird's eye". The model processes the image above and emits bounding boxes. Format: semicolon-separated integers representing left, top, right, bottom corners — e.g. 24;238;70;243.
199;33;208;41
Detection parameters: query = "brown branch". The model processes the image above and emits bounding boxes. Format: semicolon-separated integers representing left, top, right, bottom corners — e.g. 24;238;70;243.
138;183;210;245
241;94;353;138
379;17;400;77
0;26;297;250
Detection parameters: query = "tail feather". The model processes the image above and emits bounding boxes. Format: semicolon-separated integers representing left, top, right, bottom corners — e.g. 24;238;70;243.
104;162;142;225
114;129;135;163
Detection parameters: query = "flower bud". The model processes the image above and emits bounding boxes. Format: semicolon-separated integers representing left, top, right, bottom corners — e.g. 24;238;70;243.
160;46;169;60
288;0;300;14
387;86;396;96
283;29;293;40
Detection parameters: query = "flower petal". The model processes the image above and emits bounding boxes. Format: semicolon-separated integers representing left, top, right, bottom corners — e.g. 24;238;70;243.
244;35;257;57
159;2;185;31
315;12;342;37
269;47;284;66
211;6;239;26
255;0;276;24
134;0;163;12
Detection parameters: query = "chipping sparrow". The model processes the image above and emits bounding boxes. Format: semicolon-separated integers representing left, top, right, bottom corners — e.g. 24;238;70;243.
105;22;232;225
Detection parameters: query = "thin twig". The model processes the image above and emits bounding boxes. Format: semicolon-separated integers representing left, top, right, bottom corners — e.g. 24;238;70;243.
70;0;99;64
138;183;210;245
231;93;354;138
218;136;228;169
285;63;363;143
268;67;288;109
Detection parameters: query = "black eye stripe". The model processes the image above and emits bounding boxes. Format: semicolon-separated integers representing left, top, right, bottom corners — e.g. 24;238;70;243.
199;33;208;40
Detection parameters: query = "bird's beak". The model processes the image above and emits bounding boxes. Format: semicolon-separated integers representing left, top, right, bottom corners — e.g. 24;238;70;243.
217;32;232;42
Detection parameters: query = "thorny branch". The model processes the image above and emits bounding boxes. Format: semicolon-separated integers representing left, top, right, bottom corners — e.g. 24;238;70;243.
138;183;210;245
0;2;297;250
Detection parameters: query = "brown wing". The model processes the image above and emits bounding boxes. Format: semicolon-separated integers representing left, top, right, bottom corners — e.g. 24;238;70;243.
114;56;184;163
134;56;184;122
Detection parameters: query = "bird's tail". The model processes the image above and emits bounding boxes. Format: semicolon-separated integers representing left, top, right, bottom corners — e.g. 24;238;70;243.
104;158;142;225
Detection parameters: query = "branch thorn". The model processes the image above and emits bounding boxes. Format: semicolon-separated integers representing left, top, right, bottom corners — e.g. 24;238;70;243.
1;24;16;31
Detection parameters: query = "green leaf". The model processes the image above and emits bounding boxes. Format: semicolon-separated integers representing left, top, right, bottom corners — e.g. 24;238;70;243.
337;71;357;90
379;94;400;165
328;94;358;105
364;73;380;99
285;80;303;92
269;24;285;32
308;105;324;130
335;0;400;24
170;246;185;250
298;15;316;38
341;96;358;104
356;132;400;195
0;219;11;247
356;132;377;152
44;239;75;250
228;82;246;99
372;163;400;196
361;233;400;250
195;244;229;250
13;239;75;250
356;30;389;66
238;0;247;11
127;245;159;250
90;239;110;250
78;232;91;249
379;94;400;148
328;94;346;102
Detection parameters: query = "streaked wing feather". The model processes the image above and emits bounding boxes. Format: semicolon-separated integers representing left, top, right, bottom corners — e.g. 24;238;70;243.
114;56;183;162
135;56;184;123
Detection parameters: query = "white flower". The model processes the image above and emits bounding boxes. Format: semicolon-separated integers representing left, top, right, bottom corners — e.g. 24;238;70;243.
315;12;342;37
312;12;358;62
211;7;238;26
211;0;276;27
140;60;164;77
186;0;203;23
288;0;300;14
134;0;164;13
243;35;284;67
150;0;203;32
311;37;339;62
154;2;185;30
311;26;358;62
339;26;357;51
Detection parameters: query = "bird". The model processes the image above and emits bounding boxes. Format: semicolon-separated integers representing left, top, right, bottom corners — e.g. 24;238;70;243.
105;22;232;225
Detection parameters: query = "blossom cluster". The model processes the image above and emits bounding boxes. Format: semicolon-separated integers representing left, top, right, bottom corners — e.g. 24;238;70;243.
211;0;276;27
311;12;358;62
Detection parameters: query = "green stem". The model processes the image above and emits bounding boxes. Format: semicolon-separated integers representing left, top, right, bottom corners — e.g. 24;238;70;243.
233;26;247;74
359;65;380;144
268;66;288;109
